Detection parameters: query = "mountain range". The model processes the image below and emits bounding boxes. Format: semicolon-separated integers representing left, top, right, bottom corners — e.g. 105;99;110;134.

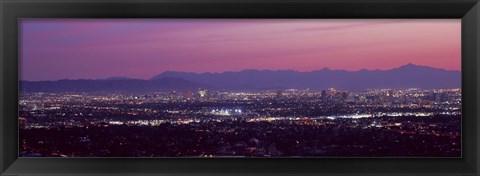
21;64;461;92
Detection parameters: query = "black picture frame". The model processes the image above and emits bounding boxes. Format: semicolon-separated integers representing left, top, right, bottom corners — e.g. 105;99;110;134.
1;0;479;175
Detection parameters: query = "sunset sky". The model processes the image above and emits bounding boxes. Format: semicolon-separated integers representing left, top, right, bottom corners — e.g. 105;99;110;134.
20;19;460;81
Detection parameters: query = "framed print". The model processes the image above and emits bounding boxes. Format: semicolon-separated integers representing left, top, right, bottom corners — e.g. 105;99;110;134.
17;18;462;158
1;0;479;175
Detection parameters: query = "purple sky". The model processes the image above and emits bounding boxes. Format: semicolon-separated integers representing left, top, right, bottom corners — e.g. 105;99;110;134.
20;19;460;81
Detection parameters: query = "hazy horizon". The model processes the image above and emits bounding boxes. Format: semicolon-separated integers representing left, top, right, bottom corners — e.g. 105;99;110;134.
20;63;461;82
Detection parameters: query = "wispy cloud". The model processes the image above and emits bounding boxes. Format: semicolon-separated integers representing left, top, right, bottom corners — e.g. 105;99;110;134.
292;19;408;32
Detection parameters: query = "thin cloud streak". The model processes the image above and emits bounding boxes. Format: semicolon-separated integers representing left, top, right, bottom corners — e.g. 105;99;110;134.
291;19;409;32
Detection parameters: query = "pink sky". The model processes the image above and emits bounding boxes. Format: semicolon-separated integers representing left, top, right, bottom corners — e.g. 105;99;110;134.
20;19;460;81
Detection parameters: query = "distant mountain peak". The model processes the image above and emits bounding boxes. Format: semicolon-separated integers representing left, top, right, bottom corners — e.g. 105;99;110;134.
159;71;187;75
105;76;134;80
399;63;416;68
394;63;433;70
240;69;262;72
320;67;331;71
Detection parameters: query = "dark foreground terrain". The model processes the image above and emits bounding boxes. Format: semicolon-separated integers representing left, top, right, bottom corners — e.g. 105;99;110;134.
20;115;461;157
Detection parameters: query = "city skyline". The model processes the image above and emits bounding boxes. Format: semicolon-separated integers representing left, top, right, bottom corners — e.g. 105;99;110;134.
19;88;462;157
20;19;460;81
